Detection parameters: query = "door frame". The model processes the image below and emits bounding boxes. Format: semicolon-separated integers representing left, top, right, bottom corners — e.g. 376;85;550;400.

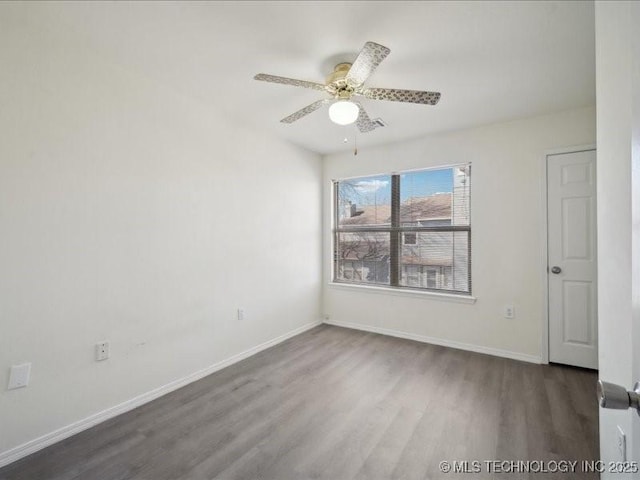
540;144;596;365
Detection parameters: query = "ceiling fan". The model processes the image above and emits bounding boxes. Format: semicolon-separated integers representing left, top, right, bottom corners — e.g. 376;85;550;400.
254;41;441;133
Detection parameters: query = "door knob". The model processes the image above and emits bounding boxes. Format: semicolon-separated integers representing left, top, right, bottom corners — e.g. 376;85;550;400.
597;380;640;415
551;266;562;274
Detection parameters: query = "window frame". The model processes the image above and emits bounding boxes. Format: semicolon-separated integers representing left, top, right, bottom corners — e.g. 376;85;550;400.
332;165;472;296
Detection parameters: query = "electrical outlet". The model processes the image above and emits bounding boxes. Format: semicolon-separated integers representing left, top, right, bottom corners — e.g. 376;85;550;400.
8;363;31;390
617;425;626;461
95;341;110;361
237;308;245;321
504;305;515;319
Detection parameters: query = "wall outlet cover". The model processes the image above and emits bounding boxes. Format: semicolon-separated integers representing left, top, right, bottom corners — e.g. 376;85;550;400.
503;305;515;319
96;341;110;361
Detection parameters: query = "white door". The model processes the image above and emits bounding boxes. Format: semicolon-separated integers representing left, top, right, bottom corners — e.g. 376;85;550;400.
632;132;640;467
631;1;640;460
547;149;598;369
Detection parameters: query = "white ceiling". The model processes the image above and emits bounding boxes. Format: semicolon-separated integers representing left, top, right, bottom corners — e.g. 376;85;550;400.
26;1;595;155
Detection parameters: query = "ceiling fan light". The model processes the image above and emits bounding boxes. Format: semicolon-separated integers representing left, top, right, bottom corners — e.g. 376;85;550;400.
329;101;359;125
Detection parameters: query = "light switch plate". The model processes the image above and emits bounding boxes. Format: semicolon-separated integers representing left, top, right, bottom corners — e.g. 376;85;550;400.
8;363;31;390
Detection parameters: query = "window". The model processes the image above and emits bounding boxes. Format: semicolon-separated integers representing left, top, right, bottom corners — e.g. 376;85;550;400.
403;233;417;245
333;165;471;294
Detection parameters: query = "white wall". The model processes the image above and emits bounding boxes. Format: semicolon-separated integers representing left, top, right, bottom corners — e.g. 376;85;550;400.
323;107;596;361
0;6;322;459
595;1;639;474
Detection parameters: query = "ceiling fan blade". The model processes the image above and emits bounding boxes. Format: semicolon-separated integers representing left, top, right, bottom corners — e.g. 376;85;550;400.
354;103;382;133
346;42;391;88
254;73;328;92
280;99;329;124
363;87;441;105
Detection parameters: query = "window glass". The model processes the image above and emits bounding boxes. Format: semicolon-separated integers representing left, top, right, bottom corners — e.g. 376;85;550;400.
400;169;454;226
333;165;471;294
335;232;390;285
337;175;391;227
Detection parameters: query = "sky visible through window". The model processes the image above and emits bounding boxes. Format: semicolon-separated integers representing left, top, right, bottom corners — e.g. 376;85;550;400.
341;168;453;206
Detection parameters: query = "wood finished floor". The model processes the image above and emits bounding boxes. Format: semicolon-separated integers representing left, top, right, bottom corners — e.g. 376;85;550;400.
0;325;599;480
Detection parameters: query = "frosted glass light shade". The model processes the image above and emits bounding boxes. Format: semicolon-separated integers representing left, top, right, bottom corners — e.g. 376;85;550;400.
328;101;359;125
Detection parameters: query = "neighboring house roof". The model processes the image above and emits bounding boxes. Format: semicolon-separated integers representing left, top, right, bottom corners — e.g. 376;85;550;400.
339;204;392;226
400;194;452;224
339;193;452;226
338;193;459;266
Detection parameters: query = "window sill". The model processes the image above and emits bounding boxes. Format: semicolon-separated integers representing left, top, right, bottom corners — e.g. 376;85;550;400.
327;282;477;304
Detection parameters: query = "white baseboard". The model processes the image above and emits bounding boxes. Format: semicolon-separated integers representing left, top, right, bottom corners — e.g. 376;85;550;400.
0;320;322;469
324;319;542;364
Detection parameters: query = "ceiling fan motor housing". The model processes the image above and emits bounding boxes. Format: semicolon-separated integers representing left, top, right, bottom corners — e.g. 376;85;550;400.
326;63;356;99
326;63;352;85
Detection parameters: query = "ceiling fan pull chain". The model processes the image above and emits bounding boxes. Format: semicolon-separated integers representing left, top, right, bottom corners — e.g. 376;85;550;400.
354;128;358;156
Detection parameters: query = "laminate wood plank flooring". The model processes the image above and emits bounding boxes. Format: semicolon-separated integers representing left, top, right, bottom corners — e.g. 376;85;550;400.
0;325;599;480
